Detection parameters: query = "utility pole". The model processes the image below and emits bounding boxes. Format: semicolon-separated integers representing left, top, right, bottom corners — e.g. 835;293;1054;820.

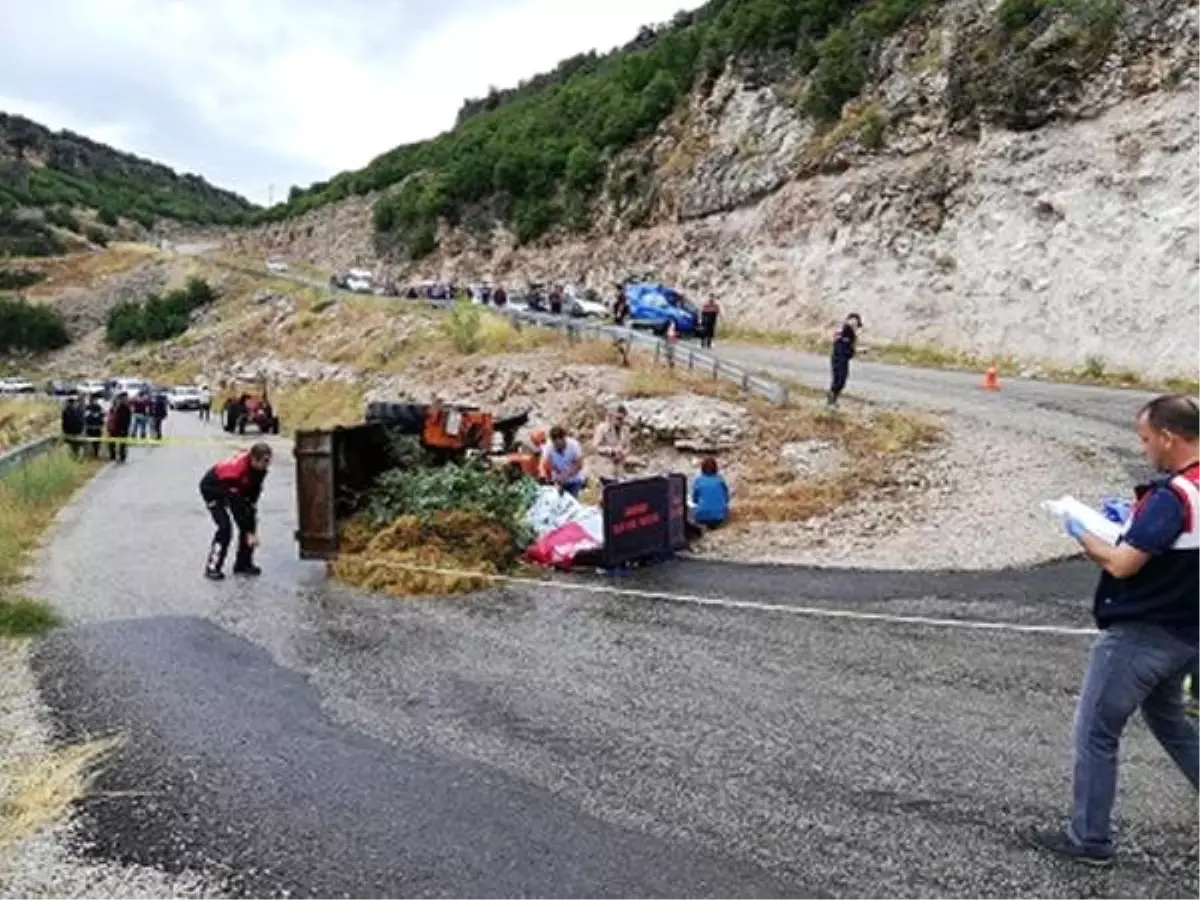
268;184;274;206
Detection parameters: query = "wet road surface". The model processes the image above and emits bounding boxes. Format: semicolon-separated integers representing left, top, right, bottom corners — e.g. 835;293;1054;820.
28;415;1199;897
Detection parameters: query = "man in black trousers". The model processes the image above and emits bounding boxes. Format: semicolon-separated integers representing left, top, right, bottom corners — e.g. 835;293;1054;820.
827;313;862;408
199;442;272;580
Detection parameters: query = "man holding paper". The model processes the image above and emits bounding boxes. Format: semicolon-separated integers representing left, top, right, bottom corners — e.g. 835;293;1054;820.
1031;394;1198;867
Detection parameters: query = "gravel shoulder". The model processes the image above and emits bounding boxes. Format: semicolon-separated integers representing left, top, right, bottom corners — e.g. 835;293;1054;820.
700;419;1130;569
693;343;1158;568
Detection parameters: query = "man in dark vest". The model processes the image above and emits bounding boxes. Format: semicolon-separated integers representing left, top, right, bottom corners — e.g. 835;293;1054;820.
1030;395;1198;866
199;443;272;579
827;313;862;408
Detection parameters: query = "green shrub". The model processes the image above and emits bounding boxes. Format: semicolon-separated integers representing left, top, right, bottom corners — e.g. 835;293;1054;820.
104;277;219;346
0;598;59;636
804;29;867;122
0;268;45;290
85;225;108;246
366;462;537;543
441;298;483;353
44;206;82;233
998;0;1046;31
97;206;120;227
0;294;70;352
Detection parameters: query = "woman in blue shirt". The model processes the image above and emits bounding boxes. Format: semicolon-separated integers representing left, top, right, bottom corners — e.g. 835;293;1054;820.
691;457;730;527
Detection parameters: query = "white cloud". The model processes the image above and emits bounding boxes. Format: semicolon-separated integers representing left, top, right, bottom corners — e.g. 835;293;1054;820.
0;0;704;204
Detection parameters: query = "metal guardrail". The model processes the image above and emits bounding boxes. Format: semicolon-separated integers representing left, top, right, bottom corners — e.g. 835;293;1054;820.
210;259;792;406
0;435;59;479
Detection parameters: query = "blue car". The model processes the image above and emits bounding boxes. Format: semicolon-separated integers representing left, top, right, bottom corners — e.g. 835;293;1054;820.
623;283;699;336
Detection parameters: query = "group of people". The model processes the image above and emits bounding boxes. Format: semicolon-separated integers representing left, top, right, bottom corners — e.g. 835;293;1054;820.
509;406;731;530
59;392;150;462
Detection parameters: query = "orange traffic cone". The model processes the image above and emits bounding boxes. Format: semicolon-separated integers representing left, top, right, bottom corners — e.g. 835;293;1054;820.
982;366;1000;391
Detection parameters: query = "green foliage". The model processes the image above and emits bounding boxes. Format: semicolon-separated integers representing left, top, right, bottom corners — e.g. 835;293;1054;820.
0;597;59;637
0;206;67;257
0;268;45;290
441;298;483;353
804;28;868;122
366;462;537;543
104;277;218;346
44;205;82;233
997;0;1045;31
859;106;887;148
259;0;934;248
0;112;257;236
84;225;108;246
0;294;70;352
956;0;1125;128
564;142;603;193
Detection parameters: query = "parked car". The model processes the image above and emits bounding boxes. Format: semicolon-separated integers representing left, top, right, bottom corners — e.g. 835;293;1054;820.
0;377;35;394
76;379;108;399
47;380;78;396
109;377;149;398
168;385;203;410
623;283;699;335
564;285;608;319
266;259;289;273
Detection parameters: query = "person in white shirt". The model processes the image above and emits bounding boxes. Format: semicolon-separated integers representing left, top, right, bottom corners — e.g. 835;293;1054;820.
541;426;587;497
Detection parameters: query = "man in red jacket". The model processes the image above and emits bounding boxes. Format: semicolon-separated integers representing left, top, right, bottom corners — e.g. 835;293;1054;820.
199;443;272;580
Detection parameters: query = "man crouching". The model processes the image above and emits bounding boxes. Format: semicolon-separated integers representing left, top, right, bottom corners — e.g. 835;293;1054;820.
200;442;272;580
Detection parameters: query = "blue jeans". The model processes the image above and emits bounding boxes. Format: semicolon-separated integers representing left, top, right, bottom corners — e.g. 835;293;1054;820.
1070;623;1199;851
130;413;148;439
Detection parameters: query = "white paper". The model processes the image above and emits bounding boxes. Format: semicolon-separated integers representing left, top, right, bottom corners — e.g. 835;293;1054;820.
1041;495;1123;545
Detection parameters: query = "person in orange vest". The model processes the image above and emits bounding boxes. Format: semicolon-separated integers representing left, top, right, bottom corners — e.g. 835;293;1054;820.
199;443;273;580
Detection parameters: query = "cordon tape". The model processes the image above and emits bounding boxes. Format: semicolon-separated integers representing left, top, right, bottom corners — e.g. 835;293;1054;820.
66;434;290;449
348;559;1100;638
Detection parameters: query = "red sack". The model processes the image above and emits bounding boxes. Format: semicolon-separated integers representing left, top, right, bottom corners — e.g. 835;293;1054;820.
525;522;601;570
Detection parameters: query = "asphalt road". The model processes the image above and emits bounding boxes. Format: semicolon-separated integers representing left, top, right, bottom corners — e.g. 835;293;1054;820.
25;412;1198;898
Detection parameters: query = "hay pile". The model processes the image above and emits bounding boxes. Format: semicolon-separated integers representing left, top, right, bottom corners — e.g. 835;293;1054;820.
332;510;517;596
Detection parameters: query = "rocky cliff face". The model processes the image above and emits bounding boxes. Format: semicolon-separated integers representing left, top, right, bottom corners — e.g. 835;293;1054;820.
222;0;1199;378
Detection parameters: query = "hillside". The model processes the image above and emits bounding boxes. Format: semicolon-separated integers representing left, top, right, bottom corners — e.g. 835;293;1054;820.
224;0;1199;379
0;113;256;257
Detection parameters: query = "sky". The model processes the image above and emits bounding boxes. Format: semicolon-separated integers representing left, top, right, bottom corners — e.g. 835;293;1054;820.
0;0;705;206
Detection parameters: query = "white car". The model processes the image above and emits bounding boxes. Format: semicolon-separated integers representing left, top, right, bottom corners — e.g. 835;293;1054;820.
266;259;290;273
168;386;203;410
346;276;373;293
0;377;35;394
77;379;108;398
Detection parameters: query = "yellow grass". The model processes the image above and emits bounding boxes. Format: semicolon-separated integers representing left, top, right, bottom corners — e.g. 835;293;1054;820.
731;402;942;523
0;734;121;849
0;398;59;453
20;244;160;297
0;448;99;595
272;380;365;432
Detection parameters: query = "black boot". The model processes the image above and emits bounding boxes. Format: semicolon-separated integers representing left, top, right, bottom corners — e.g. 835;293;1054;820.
233;540;261;576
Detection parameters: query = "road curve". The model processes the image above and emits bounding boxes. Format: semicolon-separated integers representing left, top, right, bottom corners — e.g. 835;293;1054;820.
25;413;1197;898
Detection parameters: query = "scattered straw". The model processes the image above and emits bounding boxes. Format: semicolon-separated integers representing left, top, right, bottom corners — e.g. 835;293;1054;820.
0;735;122;849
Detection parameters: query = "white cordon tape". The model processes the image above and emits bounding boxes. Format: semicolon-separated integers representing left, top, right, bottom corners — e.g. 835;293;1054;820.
361;560;1099;638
